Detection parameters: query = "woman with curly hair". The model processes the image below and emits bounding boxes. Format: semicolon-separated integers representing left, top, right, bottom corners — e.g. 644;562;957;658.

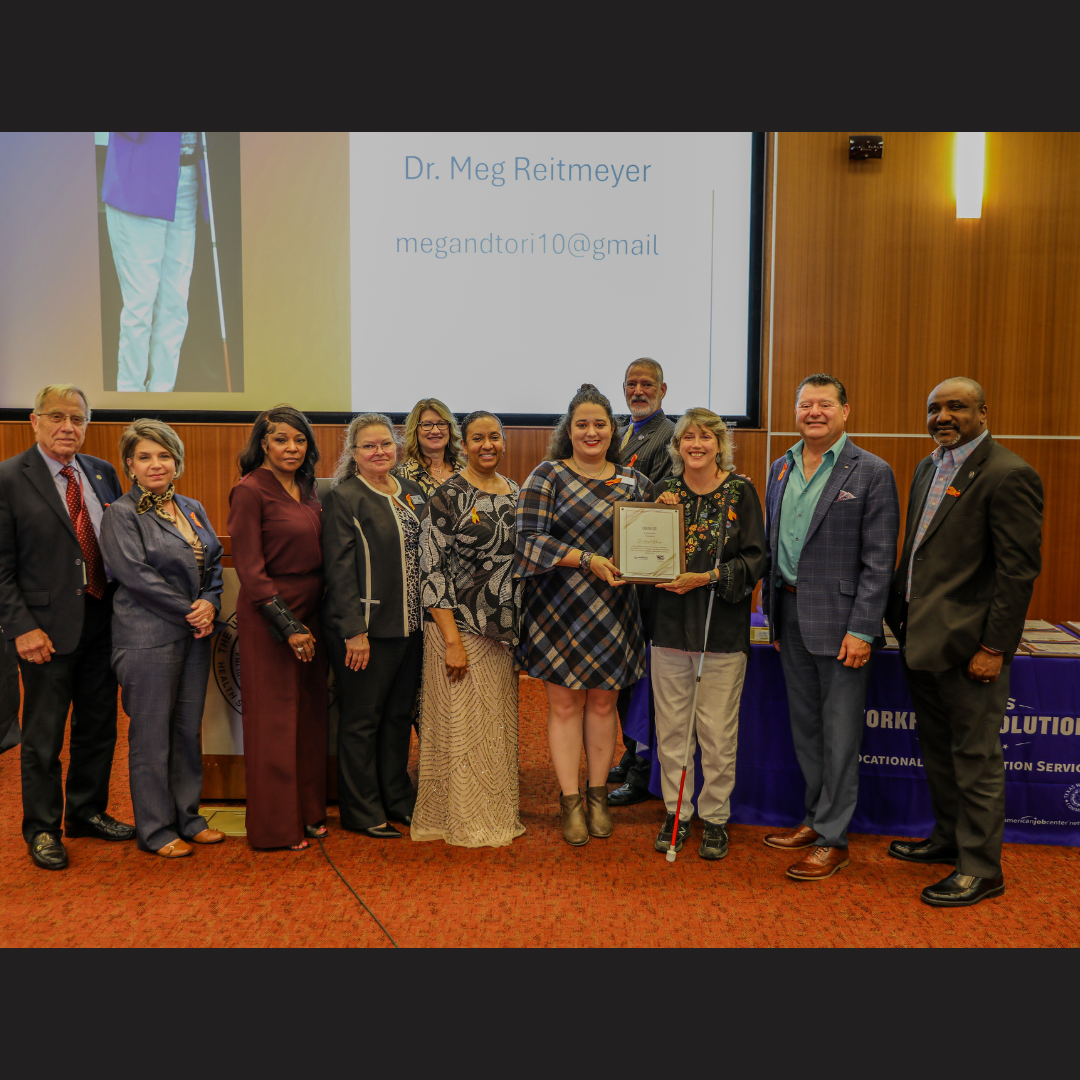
650;408;766;861
228;405;328;851
392;398;464;496
514;384;651;846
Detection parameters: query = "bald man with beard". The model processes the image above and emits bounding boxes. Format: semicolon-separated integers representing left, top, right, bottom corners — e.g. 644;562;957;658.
885;378;1042;908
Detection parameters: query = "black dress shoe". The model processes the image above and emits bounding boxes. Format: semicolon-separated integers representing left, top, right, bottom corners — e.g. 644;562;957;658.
921;871;1005;907
356;824;402;839
64;812;136;841
888;838;958;865
607;749;635;784
29;832;68;870
607;782;654;807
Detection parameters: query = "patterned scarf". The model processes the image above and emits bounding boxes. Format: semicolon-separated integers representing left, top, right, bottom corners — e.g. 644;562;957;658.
134;481;177;521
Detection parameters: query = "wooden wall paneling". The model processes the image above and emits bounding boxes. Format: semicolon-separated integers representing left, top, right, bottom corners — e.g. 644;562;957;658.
770;132;1080;438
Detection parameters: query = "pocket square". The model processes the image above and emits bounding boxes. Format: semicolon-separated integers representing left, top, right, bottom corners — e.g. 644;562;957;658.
836;490;857;501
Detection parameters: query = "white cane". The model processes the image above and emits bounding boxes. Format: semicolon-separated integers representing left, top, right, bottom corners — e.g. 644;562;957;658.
666;548;724;864
200;132;232;392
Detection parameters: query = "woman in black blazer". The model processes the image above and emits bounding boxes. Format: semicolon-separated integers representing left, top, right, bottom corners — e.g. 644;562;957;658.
322;413;426;838
99;420;225;858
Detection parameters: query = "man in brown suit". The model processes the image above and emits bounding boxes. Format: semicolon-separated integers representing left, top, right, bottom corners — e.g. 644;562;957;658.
885;378;1042;907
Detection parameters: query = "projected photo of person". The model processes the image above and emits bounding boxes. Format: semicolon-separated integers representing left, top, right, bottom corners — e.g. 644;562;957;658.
96;132;244;393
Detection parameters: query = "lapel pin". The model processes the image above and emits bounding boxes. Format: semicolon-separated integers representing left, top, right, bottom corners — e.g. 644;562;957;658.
96;474;102;480
969;471;975;478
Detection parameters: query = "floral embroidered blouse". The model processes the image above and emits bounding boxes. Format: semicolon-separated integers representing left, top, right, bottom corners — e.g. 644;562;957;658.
650;473;768;654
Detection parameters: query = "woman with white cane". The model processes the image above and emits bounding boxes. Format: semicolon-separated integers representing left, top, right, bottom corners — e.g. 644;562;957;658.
651;409;767;860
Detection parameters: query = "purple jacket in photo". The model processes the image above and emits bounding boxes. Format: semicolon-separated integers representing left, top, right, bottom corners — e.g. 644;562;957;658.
101;132;209;222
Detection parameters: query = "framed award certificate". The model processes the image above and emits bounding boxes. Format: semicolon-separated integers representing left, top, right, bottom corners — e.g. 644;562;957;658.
612;501;685;584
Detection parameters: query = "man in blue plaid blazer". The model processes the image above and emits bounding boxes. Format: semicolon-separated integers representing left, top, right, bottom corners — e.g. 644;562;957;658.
762;374;899;881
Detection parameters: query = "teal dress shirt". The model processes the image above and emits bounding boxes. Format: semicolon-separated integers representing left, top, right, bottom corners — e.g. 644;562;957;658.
778;432;872;644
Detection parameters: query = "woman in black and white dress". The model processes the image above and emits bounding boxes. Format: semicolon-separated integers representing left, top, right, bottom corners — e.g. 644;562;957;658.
412;411;525;848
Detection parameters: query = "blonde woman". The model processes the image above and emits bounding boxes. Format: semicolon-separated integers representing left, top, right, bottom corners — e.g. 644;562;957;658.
392;398;465;496
650;408;766;860
323;414;425;838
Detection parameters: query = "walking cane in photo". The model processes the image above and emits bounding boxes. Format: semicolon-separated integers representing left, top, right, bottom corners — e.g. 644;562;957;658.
665;548;724;864
200;132;232;392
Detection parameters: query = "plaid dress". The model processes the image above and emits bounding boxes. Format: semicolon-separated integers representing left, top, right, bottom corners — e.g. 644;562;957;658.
515;460;650;689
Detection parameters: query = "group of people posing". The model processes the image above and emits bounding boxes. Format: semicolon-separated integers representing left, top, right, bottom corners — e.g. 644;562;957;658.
0;361;1042;909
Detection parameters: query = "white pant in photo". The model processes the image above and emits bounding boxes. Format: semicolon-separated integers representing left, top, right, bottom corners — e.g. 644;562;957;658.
107;164;198;392
651;645;747;824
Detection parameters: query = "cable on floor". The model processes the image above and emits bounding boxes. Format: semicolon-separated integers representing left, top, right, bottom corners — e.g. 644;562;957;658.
316;837;399;948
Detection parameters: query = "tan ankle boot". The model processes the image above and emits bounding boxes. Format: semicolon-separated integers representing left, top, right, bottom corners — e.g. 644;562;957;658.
559;793;590;846
586;786;613;838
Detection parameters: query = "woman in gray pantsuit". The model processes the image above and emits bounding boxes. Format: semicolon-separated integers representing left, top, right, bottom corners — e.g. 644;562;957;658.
99;420;225;858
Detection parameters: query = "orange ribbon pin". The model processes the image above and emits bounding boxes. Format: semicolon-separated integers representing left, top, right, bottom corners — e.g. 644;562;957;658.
946;486;962;498
190;511;205;530
470;506;480;524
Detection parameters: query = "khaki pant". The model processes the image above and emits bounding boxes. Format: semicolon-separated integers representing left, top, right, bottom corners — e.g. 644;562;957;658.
651;646;747;823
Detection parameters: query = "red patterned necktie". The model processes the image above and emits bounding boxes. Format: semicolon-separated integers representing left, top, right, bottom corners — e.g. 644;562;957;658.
60;464;106;599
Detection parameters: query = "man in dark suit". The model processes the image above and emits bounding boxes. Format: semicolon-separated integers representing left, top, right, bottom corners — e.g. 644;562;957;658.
607;357;677;805
0;384;135;870
885;378;1042;907
763;374;899;880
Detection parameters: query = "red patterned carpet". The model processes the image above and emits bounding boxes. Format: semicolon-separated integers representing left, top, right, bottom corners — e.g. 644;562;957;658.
1;677;1077;948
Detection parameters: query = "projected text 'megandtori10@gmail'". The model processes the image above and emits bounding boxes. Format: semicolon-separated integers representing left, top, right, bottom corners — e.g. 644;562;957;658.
394;234;660;260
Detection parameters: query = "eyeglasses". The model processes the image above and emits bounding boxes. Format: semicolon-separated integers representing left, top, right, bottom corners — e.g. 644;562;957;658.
358;441;396;453
37;411;88;427
417;421;450;432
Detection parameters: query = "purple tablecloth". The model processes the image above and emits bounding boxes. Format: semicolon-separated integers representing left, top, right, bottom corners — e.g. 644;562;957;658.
626;633;1080;847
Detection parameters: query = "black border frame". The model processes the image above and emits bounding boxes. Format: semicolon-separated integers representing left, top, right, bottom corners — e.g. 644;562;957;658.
2;133;767;431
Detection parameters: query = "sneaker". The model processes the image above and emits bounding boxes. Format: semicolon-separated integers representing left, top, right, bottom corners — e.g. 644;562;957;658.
654;812;691;853
699;822;729;860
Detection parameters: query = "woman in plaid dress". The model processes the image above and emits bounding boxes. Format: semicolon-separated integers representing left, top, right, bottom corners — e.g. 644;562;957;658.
515;384;651;845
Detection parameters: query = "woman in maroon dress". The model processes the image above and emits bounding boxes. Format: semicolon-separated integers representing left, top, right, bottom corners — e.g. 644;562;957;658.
228;405;328;850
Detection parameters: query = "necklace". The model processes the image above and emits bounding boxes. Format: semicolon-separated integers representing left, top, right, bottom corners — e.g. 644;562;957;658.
464;466;505;492
571;456;608;479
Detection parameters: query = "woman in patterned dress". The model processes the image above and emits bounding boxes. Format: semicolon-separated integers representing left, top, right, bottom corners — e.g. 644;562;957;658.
515;384;651;846
412;411;525;848
322;414;425;839
391;398;465;496
651;408;766;861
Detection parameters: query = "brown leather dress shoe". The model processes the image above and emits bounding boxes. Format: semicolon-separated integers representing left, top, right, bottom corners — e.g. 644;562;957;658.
156;839;194;858
787;845;850;880
189;828;226;844
764;823;819;850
